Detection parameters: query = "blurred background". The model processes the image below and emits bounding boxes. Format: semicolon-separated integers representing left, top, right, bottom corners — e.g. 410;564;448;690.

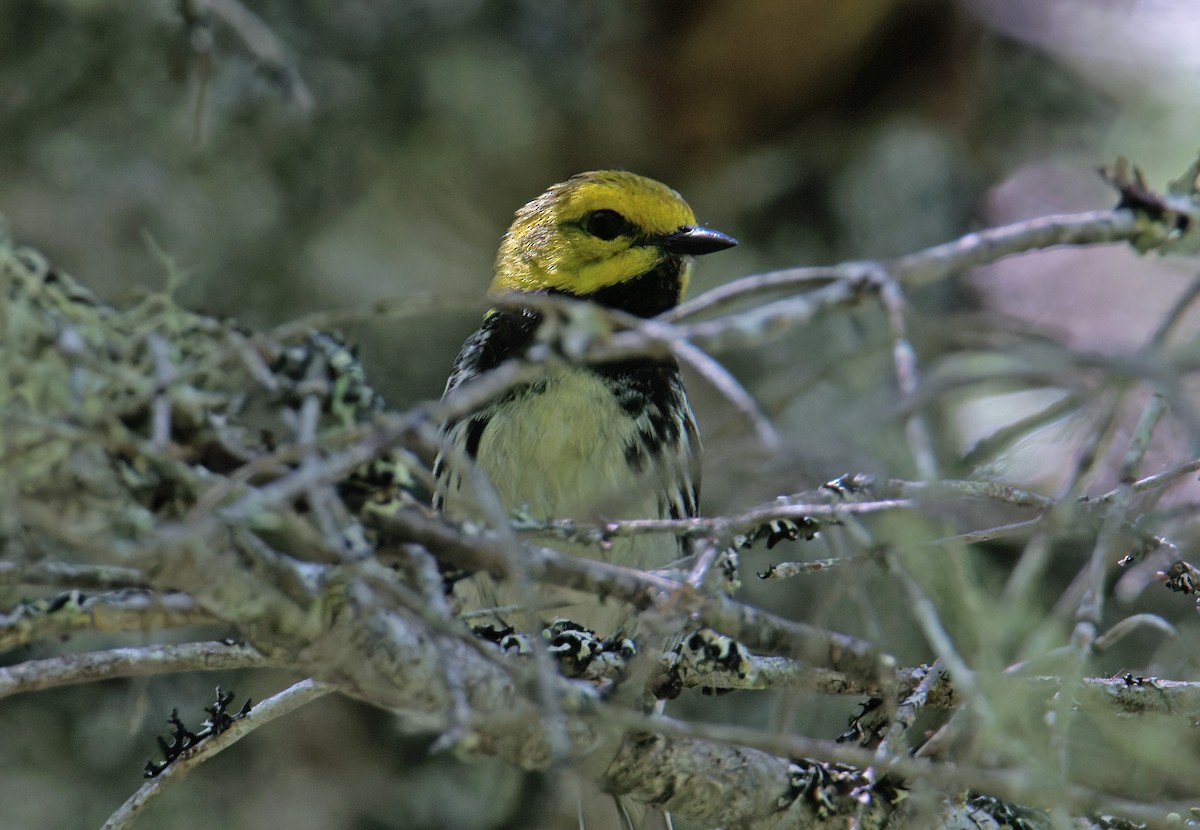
4;1;1200;827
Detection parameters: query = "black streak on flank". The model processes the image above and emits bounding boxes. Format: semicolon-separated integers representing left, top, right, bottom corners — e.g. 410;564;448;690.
624;441;646;472
456;308;543;377
463;415;489;459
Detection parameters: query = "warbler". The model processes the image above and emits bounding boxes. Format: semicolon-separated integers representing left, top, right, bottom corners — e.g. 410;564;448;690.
433;171;736;636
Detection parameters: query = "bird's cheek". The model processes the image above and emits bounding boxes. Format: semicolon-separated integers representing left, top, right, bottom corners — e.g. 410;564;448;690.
577;248;660;291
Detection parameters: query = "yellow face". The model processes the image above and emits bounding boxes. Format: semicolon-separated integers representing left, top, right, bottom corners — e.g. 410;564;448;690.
490;171;710;299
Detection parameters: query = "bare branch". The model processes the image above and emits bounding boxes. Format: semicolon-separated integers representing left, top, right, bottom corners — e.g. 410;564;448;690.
0;561;149;591
99;678;332;830
0;641;273;699
0;591;216;654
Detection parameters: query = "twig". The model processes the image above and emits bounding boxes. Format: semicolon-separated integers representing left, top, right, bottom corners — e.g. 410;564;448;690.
1092;613;1176;652
515;496;915;545
0;561;149;591
661;649;1200;722
1078;394;1167;637
674;339;781;449
0;641;272;699
876;275;939;480
1056;393;1168;771
99;678;332;830
1128;457;1200;496
669;209;1140;323
1146;271;1200;350
888;478;1054;510
0;591;214;654
889;556;979;704
667;264;856;321
406;548;474;754
757;557;843;580
892;210;1140;289
926;517;1045;546
960;391;1087;470
181;0;313;114
876;659;943;758
1003;531;1053;605
1055;386;1124;503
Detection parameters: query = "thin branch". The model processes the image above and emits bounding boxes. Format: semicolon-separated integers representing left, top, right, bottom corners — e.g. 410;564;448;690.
1146;271;1200;350
674;339;781;449
665;649;1200;724
1078;394;1167;634
516;493;914;546
668;209;1141;323
1055;393;1169;773
877;275;940;480
889;555;980;704
876;659;944;757
888;478;1054;510
667;265;854;321
1128;456;1200;496
99;678;333;830
0;561;149;591
892;209;1140;289
1092;613;1176;652
0;591;216;654
0;641;273;699
960;391;1088;470
181;0;313;114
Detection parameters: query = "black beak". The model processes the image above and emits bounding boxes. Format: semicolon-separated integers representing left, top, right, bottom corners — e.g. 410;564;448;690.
659;225;738;256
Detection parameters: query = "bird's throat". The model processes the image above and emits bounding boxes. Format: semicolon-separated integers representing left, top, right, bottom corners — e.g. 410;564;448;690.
576;256;684;318
471;257;685;374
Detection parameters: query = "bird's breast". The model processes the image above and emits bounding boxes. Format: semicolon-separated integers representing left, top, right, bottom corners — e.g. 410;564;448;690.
474;365;655;522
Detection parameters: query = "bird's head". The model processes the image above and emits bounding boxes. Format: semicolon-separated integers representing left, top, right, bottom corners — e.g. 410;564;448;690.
491;171;736;317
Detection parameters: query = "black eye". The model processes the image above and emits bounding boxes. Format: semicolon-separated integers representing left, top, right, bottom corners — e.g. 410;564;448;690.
583;209;629;241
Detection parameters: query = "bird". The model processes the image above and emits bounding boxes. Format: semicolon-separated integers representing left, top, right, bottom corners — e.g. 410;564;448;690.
432;170;729;830
432;171;736;829
433;170;736;638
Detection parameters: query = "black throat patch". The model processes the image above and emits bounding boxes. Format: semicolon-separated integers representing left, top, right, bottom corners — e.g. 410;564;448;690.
460;256;686;374
580;256;685;318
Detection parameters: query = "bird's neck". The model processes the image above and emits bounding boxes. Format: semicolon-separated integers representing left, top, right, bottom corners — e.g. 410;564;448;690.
474;269;681;374
473;257;686;374
571;256;685;318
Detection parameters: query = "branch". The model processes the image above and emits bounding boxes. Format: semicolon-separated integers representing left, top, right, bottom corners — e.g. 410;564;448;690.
0;640;272;699
0;590;216;654
100;678;332;830
368;508;893;684
0;561;149;591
